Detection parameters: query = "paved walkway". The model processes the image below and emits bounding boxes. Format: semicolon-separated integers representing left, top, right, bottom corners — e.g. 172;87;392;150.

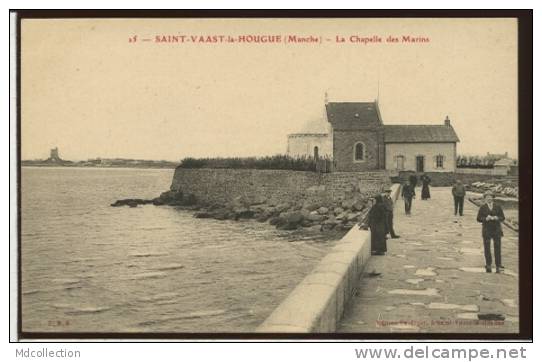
338;187;519;333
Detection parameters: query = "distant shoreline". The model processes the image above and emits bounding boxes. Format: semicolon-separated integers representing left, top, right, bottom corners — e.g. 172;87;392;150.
21;164;177;170
21;161;179;169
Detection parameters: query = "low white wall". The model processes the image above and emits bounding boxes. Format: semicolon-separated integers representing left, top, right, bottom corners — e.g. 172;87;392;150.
256;183;401;333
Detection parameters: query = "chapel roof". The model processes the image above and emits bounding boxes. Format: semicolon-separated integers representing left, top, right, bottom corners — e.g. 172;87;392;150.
383;125;460;143
325;102;382;129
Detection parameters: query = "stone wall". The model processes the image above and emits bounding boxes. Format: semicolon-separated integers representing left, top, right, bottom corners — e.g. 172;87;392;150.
170;168;391;206
332;129;384;172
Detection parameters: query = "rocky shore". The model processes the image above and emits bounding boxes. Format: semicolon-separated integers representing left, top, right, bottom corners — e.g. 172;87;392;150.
111;190;372;234
467;181;519;198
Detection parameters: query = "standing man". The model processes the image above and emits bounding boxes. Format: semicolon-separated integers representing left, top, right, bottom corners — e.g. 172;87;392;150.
401;180;416;215
383;188;400;239
452;179;466;216
476;192;505;273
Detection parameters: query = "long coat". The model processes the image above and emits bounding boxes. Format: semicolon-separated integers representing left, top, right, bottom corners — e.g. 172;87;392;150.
401;184;416;199
421;175;431;199
368;203;387;252
476;203;505;238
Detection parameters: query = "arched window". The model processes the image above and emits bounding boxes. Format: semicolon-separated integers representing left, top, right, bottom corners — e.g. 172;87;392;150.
354;142;365;162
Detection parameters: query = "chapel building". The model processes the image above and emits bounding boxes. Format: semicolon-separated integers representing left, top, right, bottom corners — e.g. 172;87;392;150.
287;100;460;173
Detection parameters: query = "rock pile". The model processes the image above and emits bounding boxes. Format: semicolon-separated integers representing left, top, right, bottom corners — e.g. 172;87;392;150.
468;182;518;198
111;189;373;233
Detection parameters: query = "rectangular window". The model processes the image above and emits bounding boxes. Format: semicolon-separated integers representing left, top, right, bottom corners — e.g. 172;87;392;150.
436;155;444;168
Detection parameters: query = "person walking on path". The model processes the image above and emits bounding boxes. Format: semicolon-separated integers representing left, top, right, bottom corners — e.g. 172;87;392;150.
452;179;466;216
383;188;400;239
476;192;506;273
367;195;388;255
401;180;416;215
421;174;431;200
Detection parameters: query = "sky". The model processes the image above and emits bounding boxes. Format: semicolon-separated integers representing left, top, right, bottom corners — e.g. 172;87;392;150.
21;18;518;161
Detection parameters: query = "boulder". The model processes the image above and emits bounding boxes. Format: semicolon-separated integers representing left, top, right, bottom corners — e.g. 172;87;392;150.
308;224;323;232
321;223;336;231
303;202;320;211
276;203;291;213
341;199;356;210
111;198;152;207
317;207;329;215
128;200;138;208
324;216;339;226
269;216;286;226
285;211;305;225
307;213;325;222
347;212;362;222
234;208;255;219
334;207;345;215
335;212;349;221
251;195;268;205
352;200;365;211
256;212;271;223
152;198;165;206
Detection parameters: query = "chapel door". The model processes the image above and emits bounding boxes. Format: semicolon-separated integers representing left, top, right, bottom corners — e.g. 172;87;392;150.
416;156;425;172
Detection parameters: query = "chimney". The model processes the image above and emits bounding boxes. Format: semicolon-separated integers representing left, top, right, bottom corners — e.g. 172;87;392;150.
444;115;451;127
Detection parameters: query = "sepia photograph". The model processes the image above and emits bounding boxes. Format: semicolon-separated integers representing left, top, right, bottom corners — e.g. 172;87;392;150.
12;10;532;340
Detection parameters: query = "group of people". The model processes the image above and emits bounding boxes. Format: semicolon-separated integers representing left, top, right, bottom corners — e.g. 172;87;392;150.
400;173;433;215
364;174;506;273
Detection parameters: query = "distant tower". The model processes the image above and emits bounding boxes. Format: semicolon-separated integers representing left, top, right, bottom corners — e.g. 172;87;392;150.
324;91;329;105
49;147;61;162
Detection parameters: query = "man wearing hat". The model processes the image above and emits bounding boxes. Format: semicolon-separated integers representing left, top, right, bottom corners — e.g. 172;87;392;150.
476;192;506;273
383;187;400;239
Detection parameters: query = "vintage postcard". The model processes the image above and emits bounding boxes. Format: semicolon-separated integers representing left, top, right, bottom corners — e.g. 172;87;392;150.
12;11;532;340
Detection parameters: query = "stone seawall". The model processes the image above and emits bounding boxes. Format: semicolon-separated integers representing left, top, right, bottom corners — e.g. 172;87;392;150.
170;168;391;206
256;183;402;333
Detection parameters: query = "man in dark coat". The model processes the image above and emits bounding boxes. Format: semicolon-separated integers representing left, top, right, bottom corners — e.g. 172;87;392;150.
452;179;466;216
368;195;388;255
401;180;416;215
383;188;400;238
476;192;506;273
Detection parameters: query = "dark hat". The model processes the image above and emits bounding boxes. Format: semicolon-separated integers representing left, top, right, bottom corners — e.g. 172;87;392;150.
384;188;392;192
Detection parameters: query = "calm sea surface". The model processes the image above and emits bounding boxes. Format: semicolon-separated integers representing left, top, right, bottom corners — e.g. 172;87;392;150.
21;167;336;333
